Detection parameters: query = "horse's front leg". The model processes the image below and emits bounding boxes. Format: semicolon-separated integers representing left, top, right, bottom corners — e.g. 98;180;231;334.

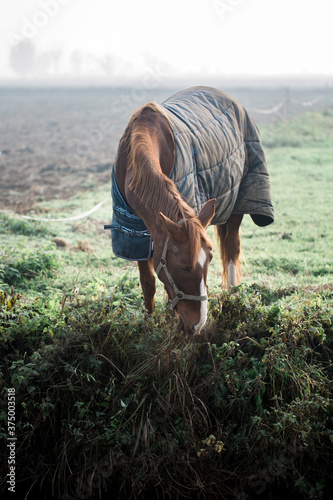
216;214;243;290
138;257;156;313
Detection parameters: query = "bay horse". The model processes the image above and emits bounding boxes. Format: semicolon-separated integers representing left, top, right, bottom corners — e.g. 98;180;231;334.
107;87;274;334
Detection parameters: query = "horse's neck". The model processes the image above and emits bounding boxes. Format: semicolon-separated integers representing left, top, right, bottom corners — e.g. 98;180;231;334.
116;109;194;235
124;151;183;236
115;105;198;250
115;108;174;204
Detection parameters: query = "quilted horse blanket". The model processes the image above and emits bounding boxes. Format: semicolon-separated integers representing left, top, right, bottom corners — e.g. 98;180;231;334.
108;86;274;261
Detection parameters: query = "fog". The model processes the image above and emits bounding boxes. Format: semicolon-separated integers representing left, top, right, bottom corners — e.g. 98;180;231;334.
0;0;332;87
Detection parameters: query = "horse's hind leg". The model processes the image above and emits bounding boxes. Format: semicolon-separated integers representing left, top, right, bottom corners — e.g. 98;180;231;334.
215;214;243;290
138;257;156;313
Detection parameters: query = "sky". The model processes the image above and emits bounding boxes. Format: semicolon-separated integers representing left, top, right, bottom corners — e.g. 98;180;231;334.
0;0;332;85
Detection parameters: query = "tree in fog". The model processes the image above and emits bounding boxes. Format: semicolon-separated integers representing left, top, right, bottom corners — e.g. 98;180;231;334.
35;48;63;76
71;50;83;75
9;40;36;77
99;54;115;76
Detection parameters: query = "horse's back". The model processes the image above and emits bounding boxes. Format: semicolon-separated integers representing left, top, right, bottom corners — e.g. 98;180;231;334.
163;86;244;133
161;86;274;227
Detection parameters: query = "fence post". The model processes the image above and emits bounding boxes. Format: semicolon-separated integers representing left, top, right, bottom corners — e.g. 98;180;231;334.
283;86;290;120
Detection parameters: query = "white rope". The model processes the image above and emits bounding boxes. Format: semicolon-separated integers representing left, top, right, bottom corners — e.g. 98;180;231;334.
248;94;332;115
22;198;109;222
248;99;286;115
293;96;323;107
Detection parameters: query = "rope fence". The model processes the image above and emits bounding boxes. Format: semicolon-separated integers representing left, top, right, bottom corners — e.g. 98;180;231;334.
247;89;333;120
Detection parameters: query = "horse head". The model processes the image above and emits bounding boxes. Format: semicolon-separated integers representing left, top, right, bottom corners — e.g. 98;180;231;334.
155;199;216;334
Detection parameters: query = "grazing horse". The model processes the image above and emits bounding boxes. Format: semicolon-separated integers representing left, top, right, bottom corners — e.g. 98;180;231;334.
105;87;274;334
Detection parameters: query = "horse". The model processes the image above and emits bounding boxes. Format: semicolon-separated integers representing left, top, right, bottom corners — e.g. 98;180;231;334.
106;86;274;334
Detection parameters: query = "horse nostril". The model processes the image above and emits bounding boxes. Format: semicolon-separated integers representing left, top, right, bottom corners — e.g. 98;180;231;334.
190;323;199;334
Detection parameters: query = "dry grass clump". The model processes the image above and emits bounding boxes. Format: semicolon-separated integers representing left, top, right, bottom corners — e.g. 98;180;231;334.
1;285;332;499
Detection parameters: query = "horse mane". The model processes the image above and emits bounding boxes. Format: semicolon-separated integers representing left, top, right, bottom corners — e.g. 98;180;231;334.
121;102;212;265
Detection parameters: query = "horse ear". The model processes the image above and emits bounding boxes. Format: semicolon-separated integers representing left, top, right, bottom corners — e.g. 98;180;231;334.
159;213;183;241
198;199;216;228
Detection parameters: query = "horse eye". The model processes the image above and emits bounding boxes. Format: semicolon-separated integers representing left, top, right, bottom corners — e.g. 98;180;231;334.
180;265;192;273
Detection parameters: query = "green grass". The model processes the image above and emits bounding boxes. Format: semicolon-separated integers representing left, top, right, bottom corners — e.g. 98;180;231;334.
239;109;333;290
1;109;333;499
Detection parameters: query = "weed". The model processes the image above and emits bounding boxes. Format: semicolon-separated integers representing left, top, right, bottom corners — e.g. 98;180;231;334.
0;285;332;499
0;213;50;237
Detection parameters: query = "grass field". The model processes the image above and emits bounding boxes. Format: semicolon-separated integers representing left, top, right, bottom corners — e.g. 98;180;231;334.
1;108;332;300
1;107;332;499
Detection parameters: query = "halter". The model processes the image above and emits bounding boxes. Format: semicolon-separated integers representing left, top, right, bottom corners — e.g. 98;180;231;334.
155;218;208;309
